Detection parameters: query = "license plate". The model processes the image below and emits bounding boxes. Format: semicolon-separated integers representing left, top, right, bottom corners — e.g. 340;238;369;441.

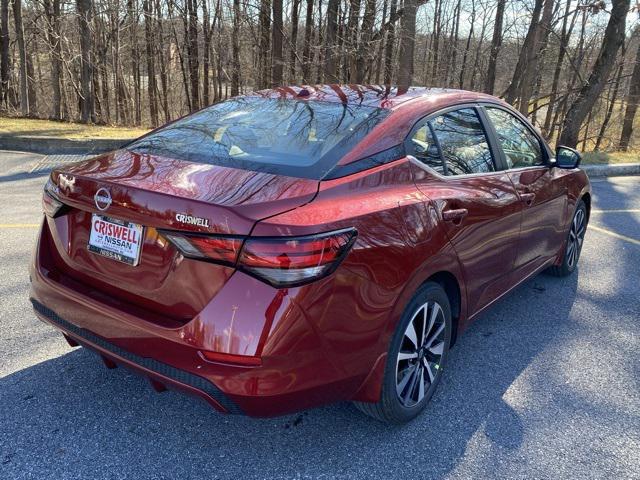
88;214;144;266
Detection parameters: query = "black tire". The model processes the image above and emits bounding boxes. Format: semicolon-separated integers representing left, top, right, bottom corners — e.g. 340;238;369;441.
547;199;588;277
354;282;452;424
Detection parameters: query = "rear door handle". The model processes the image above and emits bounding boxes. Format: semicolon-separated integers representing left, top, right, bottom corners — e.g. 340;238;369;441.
442;208;468;223
520;193;536;206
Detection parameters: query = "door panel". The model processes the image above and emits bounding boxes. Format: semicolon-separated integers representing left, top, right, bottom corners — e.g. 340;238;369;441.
508;167;568;274
411;170;522;316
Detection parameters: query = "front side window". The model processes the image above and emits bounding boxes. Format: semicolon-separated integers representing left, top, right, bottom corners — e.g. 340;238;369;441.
127;98;389;179
485;107;544;169
429;108;495;175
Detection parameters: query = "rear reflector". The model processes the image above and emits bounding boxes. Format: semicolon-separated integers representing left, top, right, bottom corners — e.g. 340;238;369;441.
199;350;262;367
162;228;357;287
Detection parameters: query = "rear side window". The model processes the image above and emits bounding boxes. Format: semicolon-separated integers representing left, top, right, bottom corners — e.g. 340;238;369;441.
409;123;446;174
126;98;389;179
429;108;495;176
485;107;544;168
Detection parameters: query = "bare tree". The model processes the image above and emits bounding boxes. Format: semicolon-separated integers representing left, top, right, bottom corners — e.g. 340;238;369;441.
271;0;283;85
559;0;630;148
13;0;29;115
620;25;640;150
485;0;505;94
77;0;94;123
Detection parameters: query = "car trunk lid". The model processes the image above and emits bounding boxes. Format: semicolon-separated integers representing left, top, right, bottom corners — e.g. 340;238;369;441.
45;150;318;323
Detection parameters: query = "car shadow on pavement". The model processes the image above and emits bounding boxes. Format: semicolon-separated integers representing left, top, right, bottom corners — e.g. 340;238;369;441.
0;271;581;479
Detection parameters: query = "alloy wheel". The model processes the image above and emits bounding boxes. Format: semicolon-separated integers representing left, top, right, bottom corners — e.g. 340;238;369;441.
566;208;586;269
395;301;446;407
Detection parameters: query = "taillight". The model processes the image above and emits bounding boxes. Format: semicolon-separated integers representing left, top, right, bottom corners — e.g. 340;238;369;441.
161;233;242;267
42;178;66;217
162;228;357;287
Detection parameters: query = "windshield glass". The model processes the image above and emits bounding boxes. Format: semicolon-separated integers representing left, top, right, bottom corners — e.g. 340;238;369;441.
127;98;389;179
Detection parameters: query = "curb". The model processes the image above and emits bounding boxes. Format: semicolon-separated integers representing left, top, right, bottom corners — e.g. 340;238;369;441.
0;135;129;155
581;162;640;178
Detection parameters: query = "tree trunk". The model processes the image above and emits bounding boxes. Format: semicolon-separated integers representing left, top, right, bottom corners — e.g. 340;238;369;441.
346;0;362;82
44;0;63;119
186;0;199;110
559;0;630;148
356;0;376;83
323;0;339;81
301;0;314;82
0;0;8;109
595;57;624;151
383;0;397;85
143;0;158;125
543;0;577;137
13;0;29;115
397;0;418;89
289;0;300;82
484;0;505;94
503;0;543;104
231;0;240;95
257;0;271;88
202;0;211;105
272;0;283;85
77;0;94;123
620;28;640;151
517;0;555;115
128;0;141;125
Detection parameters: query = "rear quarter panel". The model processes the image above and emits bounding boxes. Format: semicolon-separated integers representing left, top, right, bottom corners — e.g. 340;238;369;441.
252;158;466;401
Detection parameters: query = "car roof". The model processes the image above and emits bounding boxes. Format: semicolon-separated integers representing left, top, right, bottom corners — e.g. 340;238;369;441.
245;85;502;110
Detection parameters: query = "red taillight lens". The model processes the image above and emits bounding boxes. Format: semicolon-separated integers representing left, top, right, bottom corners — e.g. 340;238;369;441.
162;228;357;287
42;178;66;217
162;233;242;267
238;229;357;287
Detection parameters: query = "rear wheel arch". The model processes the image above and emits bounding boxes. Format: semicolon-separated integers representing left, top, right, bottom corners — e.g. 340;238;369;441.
581;192;591;222
426;271;461;346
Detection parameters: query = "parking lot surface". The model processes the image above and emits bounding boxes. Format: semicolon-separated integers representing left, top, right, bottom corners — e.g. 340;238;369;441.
1;151;639;479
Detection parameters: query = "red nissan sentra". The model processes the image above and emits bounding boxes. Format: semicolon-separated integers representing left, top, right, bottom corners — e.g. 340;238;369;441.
30;86;590;423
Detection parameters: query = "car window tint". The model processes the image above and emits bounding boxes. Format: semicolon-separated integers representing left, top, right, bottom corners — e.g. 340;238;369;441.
429;108;494;175
485;107;544;169
409;122;445;174
126;98;389;180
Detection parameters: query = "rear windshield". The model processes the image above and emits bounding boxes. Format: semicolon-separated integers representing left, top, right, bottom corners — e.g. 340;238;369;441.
127;98;389;179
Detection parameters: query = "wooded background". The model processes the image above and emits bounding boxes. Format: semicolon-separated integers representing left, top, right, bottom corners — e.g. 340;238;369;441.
0;0;639;150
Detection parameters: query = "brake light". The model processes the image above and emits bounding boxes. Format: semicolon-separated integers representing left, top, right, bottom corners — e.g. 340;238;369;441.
42;178;66;217
161;233;242;267
162;228;357;287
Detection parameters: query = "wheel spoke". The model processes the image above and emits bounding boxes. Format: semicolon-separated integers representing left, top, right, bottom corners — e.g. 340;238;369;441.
396;366;414;398
425;322;445;348
428;340;444;356
420;304;428;347
397;351;418;362
404;366;420;404
424;360;435;382
405;321;418;350
426;302;439;338
417;367;425;402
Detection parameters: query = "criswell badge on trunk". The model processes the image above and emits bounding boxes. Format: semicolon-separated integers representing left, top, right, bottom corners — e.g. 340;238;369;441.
175;213;211;228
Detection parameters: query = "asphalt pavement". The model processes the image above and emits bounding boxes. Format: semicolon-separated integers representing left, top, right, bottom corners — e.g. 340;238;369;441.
1;151;639;479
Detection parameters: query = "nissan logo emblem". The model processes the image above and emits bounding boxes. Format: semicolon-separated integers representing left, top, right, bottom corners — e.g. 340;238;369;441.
94;187;112;211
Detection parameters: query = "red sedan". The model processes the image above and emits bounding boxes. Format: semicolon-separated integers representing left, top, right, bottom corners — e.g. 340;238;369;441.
30;85;590;423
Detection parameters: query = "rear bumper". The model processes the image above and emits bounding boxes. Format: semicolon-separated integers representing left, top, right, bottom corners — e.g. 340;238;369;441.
30;298;240;414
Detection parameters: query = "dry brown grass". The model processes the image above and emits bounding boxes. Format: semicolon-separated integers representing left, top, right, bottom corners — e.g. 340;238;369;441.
0;117;149;140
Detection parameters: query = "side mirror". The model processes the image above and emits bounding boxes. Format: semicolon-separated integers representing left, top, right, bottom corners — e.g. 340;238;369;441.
555;146;582;169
